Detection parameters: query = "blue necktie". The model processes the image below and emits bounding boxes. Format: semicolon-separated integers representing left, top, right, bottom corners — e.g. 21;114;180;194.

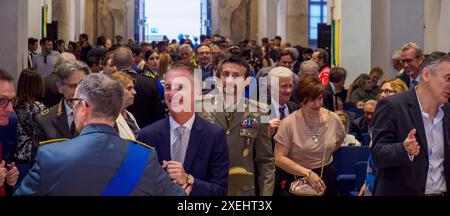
411;80;419;88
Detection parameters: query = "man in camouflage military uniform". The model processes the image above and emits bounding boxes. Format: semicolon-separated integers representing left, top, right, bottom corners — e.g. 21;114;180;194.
197;55;274;196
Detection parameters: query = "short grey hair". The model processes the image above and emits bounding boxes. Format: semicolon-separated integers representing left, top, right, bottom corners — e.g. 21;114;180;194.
76;73;124;120
180;44;193;52
268;67;293;79
420;52;450;79
300;60;319;74
392;50;402;60
54;53;76;70
364;100;378;108
56;60;91;83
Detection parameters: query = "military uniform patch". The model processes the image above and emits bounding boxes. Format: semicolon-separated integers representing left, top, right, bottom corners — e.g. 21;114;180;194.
40;109;50;116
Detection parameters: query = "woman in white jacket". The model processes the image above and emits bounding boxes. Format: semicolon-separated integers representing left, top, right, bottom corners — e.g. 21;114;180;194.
111;72;140;140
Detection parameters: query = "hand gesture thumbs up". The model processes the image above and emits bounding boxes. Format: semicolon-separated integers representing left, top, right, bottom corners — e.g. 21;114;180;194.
403;129;420;156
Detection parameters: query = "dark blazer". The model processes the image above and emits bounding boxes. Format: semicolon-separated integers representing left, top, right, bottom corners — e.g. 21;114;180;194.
42;72;63;108
34;100;74;143
398;73;410;88
124;69;165;128
15;124;185;196
137;115;229;196
350;116;370;141
371;89;450;196
323;83;348;112
268;101;299;119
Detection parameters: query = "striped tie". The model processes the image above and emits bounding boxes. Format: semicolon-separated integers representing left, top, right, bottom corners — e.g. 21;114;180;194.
172;126;188;163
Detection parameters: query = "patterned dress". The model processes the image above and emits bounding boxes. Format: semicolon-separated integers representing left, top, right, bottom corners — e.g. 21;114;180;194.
15;101;46;162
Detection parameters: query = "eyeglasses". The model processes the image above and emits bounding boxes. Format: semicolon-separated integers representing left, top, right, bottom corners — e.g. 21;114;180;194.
0;97;16;108
63;82;79;89
68;98;88;107
379;89;395;94
400;58;416;64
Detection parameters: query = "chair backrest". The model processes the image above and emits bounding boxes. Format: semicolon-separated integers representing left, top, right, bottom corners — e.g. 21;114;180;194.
354;161;368;190
361;133;371;146
333;146;370;175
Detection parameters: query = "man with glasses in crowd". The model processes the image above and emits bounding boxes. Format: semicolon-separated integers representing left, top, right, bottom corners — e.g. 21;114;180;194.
0;69;20;196
398;42;425;89
35;60;90;144
16;73;187;196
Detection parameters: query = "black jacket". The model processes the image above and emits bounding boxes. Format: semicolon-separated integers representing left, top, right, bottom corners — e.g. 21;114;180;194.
371;89;450;195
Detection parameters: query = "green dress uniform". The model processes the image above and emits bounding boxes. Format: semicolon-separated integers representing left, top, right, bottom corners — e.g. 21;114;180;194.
197;96;275;196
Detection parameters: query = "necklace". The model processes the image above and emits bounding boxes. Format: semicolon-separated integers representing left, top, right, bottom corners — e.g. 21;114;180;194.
302;109;321;145
305;124;320;144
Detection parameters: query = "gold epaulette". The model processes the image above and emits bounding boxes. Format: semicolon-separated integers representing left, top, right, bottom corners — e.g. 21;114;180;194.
39;138;69;147
127;139;155;150
229;167;253;176
40;109;50;117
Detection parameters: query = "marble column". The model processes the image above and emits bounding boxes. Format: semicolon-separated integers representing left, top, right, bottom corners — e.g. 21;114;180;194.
52;0;70;42
286;0;308;46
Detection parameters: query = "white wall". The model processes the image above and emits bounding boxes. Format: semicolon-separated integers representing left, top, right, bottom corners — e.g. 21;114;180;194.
425;0;450;53
340;0;372;86
371;0;392;78
437;0;450;52
0;0;29;81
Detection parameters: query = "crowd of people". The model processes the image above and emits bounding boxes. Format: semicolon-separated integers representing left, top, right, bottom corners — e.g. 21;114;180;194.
1;33;450;196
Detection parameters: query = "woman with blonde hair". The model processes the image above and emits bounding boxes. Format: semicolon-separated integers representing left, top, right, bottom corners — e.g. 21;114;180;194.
158;52;173;80
111;72;140;140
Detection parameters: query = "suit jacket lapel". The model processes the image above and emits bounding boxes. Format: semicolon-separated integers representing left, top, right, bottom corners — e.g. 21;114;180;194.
158;118;172;163
407;89;429;160
184;116;203;172
53;106;72;138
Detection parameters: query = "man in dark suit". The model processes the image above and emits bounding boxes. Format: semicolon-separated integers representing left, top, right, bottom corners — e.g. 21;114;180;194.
350;100;377;141
266;67;299;196
371;54;450;196
16;73;186;196
113;47;165;128
397;42;424;89
138;61;229;196
35;60;90;143
0;69;19;196
323;67;348;112
267;67;299;137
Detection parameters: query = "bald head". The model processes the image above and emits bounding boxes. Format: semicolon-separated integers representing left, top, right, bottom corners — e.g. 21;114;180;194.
113;47;133;70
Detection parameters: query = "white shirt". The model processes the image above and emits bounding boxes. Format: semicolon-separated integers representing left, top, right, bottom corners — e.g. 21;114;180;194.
270;99;289;120
64;100;73;130
169;114;195;162
32;51;60;77
414;89;447;194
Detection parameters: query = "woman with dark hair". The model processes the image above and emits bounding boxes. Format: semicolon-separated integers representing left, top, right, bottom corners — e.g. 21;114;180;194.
14;69;46;165
143;49;160;79
274;77;345;196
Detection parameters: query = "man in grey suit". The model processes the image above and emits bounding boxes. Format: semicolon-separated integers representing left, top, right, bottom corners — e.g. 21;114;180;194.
16;73;186;196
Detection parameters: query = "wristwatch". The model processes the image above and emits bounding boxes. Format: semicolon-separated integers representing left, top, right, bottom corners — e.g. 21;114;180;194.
186;174;195;185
